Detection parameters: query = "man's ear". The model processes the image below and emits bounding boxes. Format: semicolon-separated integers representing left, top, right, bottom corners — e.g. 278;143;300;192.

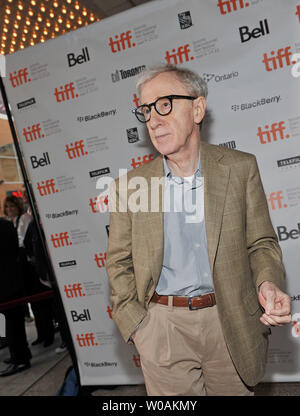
193;96;206;124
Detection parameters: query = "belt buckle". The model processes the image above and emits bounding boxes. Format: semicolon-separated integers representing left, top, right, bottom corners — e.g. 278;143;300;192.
188;296;200;310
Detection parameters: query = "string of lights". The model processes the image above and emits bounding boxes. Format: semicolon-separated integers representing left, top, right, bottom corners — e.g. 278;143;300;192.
0;0;101;55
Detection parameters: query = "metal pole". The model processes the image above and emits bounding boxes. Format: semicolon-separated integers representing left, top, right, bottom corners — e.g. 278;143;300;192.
0;74;82;389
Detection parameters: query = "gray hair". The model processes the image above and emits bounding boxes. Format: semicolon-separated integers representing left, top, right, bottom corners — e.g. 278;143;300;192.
136;64;208;99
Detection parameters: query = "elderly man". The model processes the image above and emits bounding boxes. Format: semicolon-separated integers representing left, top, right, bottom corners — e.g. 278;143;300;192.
106;65;291;396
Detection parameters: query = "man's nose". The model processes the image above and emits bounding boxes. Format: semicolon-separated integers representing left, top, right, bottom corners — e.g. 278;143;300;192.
148;107;163;129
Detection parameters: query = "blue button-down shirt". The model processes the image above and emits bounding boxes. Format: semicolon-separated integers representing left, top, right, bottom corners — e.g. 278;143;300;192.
155;154;214;296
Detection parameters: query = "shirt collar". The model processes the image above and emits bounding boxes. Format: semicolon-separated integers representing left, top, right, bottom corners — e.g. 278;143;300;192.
163;153;202;180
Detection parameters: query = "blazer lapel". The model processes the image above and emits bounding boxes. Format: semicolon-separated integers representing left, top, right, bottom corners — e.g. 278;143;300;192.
200;142;230;274
143;155;164;285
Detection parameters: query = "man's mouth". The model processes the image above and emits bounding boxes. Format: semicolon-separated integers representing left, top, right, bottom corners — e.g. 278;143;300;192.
155;133;170;140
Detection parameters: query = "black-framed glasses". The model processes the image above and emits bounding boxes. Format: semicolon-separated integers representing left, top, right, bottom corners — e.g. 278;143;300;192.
132;94;196;123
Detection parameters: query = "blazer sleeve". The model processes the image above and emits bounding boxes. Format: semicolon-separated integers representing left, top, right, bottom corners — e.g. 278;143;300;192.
106;179;147;343
245;155;286;292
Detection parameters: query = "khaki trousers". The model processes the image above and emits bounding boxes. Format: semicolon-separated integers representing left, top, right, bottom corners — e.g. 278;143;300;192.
132;300;254;396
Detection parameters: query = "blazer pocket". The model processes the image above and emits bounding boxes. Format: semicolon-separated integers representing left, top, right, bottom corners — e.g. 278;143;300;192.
244;290;261;315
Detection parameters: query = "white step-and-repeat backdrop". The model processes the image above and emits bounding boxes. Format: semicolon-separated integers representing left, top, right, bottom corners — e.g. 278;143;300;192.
1;0;300;385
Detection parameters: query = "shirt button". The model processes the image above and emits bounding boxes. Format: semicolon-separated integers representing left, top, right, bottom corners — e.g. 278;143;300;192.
195;243;201;248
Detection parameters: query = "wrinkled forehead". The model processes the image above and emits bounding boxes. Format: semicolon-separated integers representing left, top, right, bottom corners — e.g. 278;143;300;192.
140;72;188;103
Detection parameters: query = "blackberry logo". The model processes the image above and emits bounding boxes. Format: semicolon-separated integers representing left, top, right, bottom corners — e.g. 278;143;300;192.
127;128;139;143
178;11;192;29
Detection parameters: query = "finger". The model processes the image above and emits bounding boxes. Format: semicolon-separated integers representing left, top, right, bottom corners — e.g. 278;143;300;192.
261;313;278;326
265;291;276;315
260;316;271;326
270;298;291;316
266;313;292;325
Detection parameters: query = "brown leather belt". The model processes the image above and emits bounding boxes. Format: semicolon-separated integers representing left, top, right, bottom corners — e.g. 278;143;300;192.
151;292;216;310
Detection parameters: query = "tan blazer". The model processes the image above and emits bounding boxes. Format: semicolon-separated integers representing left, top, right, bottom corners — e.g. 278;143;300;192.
106;141;285;386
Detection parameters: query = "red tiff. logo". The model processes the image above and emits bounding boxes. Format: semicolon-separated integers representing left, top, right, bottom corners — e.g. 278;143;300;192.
51;232;72;248
107;306;113;319
257;121;289;144
76;333;98;347
65;139;88;159
133;93;140;108
267;191;288;210
217;0;249;15
132;354;141;368
23;123;44;143
165;44;194;65
9;68;31;88
36;179;58;196
89;196;109;213
54;82;78;102
262;46;294;72
64;283;85;298
296;5;300;22
131;154;154;169
109;30;135;53
94;252;106;268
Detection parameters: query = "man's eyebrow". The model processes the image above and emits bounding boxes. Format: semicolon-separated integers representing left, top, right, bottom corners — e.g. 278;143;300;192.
141;95;165;105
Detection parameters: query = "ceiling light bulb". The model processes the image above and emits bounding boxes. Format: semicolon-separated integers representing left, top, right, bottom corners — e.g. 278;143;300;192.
31;0;36;5
58;16;63;23
53;1;59;7
18;4;23;10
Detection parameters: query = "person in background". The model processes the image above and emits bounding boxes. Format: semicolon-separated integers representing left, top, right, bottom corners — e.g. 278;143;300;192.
4;194;55;347
0;215;31;377
4;195;33;322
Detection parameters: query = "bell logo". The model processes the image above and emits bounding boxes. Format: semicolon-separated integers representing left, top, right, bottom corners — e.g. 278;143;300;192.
67;47;90;67
89;196;109;213
262;46;293;71
94;252;106;268
107;305;113;319
131;154;154;169
217;0;249;15
257;121;289;144
54;82;78;102
132;354;141;368
296;5;300;22
109;30;135;53
292;314;300;337
51;232;72;248
23;123;44;143
65;139;88;159
277;224;300;242
64;283;85;298
76;333;98;347
9;68;31;88
30;152;50;169
239;19;270;43
36;179;58;196
267;191;287;210
165;44;194;65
